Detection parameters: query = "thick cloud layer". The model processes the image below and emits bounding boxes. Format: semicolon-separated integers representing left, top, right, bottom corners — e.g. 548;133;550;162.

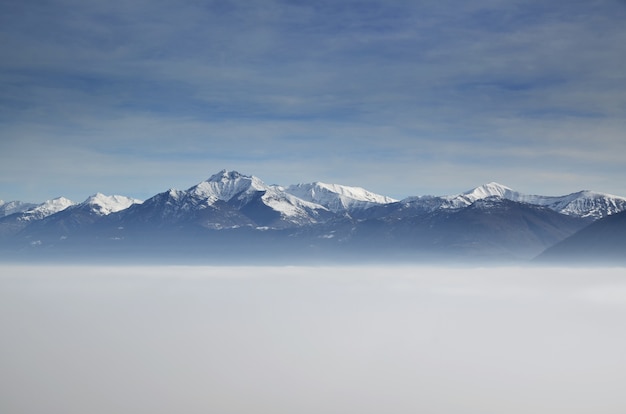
2;265;626;413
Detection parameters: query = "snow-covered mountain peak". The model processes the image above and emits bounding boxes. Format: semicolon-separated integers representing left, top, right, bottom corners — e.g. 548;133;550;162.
0;200;38;217
207;169;247;182
81;193;142;215
206;170;267;189
462;182;518;200
190;170;268;203
19;197;75;221
40;196;75;210
544;190;626;219
442;183;626;219
285;182;397;213
434;182;522;209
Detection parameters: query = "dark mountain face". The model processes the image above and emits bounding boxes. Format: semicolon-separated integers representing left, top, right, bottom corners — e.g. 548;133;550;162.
535;210;626;264
0;204;96;243
340;198;588;262
113;189;255;230
436;198;588;259
0;214;30;239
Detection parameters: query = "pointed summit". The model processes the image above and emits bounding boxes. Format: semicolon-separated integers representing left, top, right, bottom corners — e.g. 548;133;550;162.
191;170;267;202
179;170;331;226
207;169;247;182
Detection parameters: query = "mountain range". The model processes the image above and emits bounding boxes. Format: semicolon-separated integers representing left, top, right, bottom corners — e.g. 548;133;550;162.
1;170;625;264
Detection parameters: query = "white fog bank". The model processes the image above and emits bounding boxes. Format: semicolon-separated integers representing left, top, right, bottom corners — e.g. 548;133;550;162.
1;265;626;414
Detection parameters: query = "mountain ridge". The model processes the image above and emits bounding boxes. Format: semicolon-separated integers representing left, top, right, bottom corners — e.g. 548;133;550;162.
1;170;624;264
5;172;625;220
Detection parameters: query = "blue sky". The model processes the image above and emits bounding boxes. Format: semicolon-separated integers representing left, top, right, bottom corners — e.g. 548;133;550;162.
2;0;626;202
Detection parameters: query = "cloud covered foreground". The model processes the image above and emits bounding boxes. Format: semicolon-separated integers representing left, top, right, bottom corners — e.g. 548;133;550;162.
1;265;626;413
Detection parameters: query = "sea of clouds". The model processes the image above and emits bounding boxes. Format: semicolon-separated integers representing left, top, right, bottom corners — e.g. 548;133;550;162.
1;265;626;414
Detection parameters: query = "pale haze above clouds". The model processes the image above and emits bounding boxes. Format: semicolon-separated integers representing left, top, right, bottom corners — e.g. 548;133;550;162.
1;0;626;202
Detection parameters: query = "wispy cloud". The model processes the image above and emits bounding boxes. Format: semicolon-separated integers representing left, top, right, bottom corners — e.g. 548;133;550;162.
2;0;626;201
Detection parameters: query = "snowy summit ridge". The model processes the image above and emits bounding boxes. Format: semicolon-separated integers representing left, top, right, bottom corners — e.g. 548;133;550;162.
442;182;626;219
20;197;76;221
286;182;397;213
0;200;38;217
462;182;518;201
181;170;329;225
189;170;268;204
80;193;142;215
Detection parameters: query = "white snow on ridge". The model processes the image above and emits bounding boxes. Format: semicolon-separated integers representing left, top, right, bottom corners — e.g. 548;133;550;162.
82;193;142;215
540;190;626;219
187;170;328;223
286;182;397;212
188;172;626;220
13;170;625;223
20;197;75;221
446;182;626;219
461;182;519;201
441;182;535;209
261;188;329;223
0;200;38;217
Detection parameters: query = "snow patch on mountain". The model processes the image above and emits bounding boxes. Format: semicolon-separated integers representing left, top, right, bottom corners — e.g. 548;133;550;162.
261;188;329;223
